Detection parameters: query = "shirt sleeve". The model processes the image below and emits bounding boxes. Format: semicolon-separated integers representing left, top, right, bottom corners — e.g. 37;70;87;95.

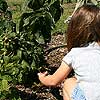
62;49;75;67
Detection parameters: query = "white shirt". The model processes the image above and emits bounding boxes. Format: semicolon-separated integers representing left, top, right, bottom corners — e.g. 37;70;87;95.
63;42;100;100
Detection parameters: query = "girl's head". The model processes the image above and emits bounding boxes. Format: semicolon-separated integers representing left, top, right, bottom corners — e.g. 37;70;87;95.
67;4;100;51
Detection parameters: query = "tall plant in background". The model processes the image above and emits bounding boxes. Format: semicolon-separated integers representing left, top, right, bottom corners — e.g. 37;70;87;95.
19;0;63;85
20;0;63;44
0;0;63;99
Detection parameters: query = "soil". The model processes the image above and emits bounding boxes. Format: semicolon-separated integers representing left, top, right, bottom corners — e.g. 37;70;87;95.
46;33;68;68
16;33;68;100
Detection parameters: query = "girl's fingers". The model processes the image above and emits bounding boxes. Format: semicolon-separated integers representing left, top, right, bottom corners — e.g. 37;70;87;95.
43;71;48;75
37;71;48;76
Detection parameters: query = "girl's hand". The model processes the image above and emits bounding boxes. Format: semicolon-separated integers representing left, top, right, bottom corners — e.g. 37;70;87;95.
38;71;48;83
37;61;72;86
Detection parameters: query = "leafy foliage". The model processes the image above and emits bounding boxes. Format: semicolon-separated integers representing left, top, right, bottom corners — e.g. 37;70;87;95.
20;0;63;43
0;0;8;12
0;0;63;99
19;0;63;85
0;0;21;99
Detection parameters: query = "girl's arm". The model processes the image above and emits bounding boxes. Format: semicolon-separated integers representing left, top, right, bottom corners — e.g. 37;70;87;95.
38;61;72;86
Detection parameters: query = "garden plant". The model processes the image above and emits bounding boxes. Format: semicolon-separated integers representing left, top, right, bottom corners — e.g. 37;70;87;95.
0;0;63;99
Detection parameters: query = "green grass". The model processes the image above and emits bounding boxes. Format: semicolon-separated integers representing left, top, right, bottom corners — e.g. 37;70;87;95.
52;3;75;34
7;0;24;6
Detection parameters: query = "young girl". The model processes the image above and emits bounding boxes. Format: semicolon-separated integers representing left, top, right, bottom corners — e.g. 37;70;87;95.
38;4;100;100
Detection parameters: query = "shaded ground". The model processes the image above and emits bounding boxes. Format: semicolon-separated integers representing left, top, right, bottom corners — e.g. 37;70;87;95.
46;33;68;68
36;33;68;100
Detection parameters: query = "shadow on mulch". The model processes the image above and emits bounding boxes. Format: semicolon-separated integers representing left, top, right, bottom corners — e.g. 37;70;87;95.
17;86;63;100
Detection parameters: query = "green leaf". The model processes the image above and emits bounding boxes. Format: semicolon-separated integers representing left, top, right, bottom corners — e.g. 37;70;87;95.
12;97;21;100
3;56;10;64
0;0;8;12
28;0;45;10
21;60;29;68
49;0;63;22
6;63;14;68
12;67;19;75
19;12;33;32
17;50;22;59
1;80;9;91
2;75;12;82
